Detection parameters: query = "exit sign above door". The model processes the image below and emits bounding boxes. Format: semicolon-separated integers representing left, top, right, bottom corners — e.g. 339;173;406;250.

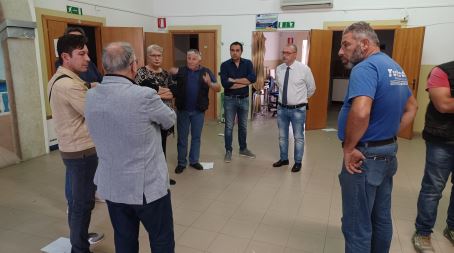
279;21;295;29
67;6;83;15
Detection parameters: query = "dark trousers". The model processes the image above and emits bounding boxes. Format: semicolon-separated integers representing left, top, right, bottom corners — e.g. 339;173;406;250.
106;192;175;253
161;128;169;158
62;154;97;253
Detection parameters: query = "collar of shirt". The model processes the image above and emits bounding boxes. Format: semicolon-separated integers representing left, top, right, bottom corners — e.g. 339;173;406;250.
104;74;137;84
229;58;245;65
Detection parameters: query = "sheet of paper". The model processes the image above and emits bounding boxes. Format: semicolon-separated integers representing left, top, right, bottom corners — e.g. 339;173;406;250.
321;128;338;132
41;237;71;253
200;162;214;170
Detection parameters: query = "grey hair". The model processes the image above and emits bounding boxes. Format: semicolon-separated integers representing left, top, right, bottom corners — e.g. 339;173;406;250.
102;42;136;73
187;49;202;60
147;44;163;54
343;21;380;46
287;44;298;53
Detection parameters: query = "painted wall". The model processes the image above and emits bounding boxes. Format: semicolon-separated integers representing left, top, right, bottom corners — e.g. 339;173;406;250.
154;1;454;133
158;2;454;65
33;0;155;31
29;0;454;134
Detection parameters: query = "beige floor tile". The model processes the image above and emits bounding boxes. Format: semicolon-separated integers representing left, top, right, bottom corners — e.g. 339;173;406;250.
220;218;259;239
253;223;291;246
287;228;325;252
261;209;296;230
245;240;286;253
173;207;203;227
177;227;217;250
175;244;204;253
207;233;249;253
232;206;266;223
192;213;229;232
0;115;450;252
205;200;240;218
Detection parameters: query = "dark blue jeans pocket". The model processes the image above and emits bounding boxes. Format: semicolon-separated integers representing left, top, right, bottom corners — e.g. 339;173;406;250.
363;156;397;186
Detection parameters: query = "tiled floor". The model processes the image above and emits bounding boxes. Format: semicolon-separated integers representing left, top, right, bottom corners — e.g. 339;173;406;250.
0;117;453;253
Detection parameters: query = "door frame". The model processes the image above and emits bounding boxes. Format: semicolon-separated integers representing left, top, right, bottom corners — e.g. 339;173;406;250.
35;8;106;117
168;25;222;120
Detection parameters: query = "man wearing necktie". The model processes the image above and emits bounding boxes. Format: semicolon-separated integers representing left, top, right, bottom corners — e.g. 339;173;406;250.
273;44;316;172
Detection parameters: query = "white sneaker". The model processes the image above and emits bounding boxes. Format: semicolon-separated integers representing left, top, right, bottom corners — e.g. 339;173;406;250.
412;232;435;253
88;232;104;245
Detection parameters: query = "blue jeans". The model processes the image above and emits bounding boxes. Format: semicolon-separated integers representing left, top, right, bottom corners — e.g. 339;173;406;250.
106;192;175;253
63;154;98;253
65;169;72;205
277;105;306;163
415;141;454;235
177;110;204;166
224;96;249;152
339;143;398;253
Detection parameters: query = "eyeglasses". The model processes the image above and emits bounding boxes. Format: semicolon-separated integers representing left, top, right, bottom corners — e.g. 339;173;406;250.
282;51;296;55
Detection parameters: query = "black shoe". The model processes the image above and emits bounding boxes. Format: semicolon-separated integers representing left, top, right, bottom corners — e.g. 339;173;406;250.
169;179;176;185
190;163;204;170
273;160;289;167
175;165;185;174
291;163;302;172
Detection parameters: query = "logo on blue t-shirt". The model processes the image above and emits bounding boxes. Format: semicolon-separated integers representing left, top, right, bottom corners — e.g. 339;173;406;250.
387;69;408;86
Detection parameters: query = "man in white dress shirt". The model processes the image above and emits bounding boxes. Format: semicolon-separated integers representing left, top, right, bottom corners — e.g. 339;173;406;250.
273;44;316;172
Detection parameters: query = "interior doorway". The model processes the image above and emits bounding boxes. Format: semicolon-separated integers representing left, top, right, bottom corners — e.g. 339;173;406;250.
327;29;396;128
173;34;199;66
254;30;310;119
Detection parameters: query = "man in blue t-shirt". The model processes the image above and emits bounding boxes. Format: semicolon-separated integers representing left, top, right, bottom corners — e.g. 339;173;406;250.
337;22;417;253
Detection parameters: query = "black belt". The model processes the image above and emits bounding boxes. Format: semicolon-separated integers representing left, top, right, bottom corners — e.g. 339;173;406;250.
225;94;249;99
354;137;397;148
278;102;307;109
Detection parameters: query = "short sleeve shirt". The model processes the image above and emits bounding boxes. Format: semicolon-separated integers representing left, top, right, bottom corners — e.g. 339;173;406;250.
337;52;411;142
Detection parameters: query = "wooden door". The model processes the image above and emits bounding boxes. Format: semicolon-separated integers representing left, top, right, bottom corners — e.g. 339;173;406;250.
198;32;217;120
306;29;333;130
144;32;173;70
392;27;425;139
43;19;67;80
101;27;145;67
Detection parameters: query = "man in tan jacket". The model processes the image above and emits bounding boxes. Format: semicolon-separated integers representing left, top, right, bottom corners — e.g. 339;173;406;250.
48;34;100;253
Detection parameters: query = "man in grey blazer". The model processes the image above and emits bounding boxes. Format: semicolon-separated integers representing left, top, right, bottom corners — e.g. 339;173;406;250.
85;42;176;253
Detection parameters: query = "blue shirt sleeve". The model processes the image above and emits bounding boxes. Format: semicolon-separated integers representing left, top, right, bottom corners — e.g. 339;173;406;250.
220;62;233;89
347;64;378;103
246;60;257;83
207;68;217;83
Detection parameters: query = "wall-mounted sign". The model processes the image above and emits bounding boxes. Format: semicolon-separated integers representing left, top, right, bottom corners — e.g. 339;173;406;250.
157;17;167;29
256;14;278;30
279;21;295;29
66;5;83;15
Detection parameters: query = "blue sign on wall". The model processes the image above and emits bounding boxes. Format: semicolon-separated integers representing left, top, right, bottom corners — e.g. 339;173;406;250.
0;80;10;113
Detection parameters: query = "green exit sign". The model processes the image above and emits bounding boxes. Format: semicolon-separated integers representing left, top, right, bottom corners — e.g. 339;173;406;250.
279;21;295;29
67;5;83;15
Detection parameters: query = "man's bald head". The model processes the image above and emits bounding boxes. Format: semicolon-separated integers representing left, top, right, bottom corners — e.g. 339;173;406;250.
102;42;136;74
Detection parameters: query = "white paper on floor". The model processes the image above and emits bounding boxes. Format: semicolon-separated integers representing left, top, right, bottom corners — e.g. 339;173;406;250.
200;162;214;170
41;237;71;253
217;133;224;136
321;128;338;132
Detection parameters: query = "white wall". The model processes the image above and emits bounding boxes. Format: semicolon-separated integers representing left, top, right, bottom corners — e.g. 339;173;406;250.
33;0;156;31
264;32;280;61
156;0;454;65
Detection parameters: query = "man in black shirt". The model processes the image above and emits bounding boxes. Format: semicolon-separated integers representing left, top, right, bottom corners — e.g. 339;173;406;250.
220;42;257;162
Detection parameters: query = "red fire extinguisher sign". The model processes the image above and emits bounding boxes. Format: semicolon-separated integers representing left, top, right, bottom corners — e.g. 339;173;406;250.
157;17;166;29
